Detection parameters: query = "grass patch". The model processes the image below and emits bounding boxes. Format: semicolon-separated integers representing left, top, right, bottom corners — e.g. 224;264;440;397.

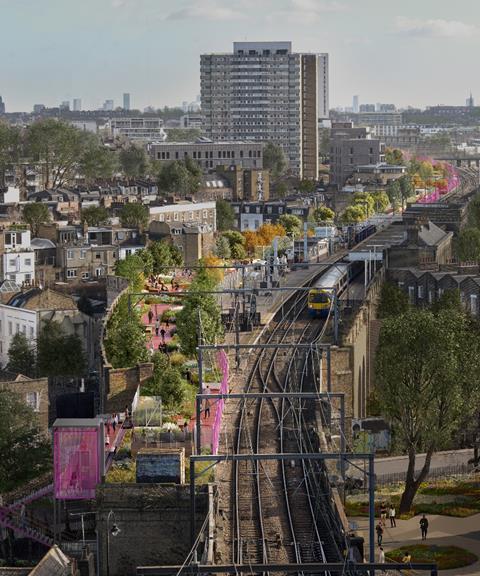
419;478;480;497
107;460;136;483
388;544;478;570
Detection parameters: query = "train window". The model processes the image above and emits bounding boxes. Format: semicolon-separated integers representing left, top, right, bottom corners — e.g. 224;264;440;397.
309;291;330;304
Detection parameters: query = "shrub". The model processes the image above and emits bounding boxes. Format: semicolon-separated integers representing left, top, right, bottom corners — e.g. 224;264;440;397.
388;545;478;570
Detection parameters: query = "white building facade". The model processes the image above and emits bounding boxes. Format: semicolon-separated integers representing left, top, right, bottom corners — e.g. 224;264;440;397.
0;305;36;366
1;229;35;285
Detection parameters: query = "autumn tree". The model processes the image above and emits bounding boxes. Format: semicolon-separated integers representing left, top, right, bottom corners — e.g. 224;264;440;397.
256;223;286;245
376;308;480;513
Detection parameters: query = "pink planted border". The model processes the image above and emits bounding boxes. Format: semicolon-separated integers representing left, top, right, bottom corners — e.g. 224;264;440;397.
211;350;229;455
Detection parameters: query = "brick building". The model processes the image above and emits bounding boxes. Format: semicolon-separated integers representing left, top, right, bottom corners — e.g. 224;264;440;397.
0;374;49;432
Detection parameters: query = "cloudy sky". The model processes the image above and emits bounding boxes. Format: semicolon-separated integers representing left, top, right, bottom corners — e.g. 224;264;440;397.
1;0;479;111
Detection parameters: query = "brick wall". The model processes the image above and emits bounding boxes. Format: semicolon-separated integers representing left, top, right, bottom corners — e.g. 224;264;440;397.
96;483;208;575
106;363;154;412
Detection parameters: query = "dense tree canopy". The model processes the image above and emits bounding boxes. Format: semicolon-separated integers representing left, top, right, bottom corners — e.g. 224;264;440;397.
81;205;109;227
26;119;92;189
119;203;149;231
455;228;480;262
216;199;236;231
157;159;201;197
7;333;36;377
176;269;223;356
263;142;288;178
119;145;148;179
313;206;335;223
149;240;183;274
37;321;86;377
278;214;302;238
376;308;480;512
385;148;404;165
104;294;148;369
0;389;51;492
377;282;409;319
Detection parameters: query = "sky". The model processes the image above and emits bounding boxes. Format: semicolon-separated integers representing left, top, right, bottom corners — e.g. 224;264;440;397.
1;0;480;112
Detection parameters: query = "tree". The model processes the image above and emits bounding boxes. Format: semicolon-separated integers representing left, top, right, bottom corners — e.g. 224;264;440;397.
81;205;109;227
431;289;463;315
26;119;90;188
455;228;480;262
298;179;315;194
385;148;404;165
341;204;366;224
418;161;434;186
278;214;302;238
370;190;390;213
115;253;146;290
176;269;223;356
231;242;247;260
22;203;50;237
104;295;148;368
263;142;288;178
386;180;402;212
157;160;200;197
275;181;288;199
313;206;335;223
215;235;231;259
119;203;149;231
0;123;20;188
243;230;259;256
119;145;148;179
37;320;86;377
353;191;375;216
216;199;236;231
79;142;116;184
377;282;409;319
257;223;285;246
398;175;414;208
376;308;480;513
7;333;36;377
222;230;245;250
0;389;51;492
142;353;186;409
149;240;183;275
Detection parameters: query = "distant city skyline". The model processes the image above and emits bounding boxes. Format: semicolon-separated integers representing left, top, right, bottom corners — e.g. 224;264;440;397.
2;0;480;112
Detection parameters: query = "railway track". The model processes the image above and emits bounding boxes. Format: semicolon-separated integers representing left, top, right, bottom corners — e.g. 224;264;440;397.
227;282;348;573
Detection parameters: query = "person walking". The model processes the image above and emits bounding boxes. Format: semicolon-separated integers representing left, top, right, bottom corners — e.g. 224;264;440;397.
420;514;429;540
155;318;160;337
380;502;387;527
389;504;396;527
112;414;116;433
204;384;211;419
376;522;383;546
160;327;166;343
378;546;385;568
402;551;412;575
148;309;154;324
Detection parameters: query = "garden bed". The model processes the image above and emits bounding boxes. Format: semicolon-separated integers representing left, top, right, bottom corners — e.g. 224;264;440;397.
388;544;478;570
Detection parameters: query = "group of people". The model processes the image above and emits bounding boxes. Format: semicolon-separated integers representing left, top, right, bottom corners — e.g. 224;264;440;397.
147;307;175;354
148;274;184;293
375;503;429;567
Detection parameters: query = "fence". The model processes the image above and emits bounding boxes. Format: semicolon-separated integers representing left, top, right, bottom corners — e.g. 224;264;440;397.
211;350;229;455
376;462;476;485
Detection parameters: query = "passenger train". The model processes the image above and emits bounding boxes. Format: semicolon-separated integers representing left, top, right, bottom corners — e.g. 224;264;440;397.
307;264;350;317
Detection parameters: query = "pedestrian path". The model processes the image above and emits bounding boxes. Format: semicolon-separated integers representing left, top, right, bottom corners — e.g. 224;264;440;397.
352;513;480;574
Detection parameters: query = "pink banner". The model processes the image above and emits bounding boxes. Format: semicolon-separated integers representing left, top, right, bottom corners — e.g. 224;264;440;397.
54;428;100;500
211;351;229;455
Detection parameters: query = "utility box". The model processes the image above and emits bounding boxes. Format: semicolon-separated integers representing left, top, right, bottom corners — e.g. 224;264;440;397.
136;448;185;484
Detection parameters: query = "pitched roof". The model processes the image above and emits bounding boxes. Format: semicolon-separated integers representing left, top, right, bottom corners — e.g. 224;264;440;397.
8;288;78;311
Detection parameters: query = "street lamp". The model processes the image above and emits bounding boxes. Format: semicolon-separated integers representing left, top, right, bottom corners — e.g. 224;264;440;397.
106;510;121;576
